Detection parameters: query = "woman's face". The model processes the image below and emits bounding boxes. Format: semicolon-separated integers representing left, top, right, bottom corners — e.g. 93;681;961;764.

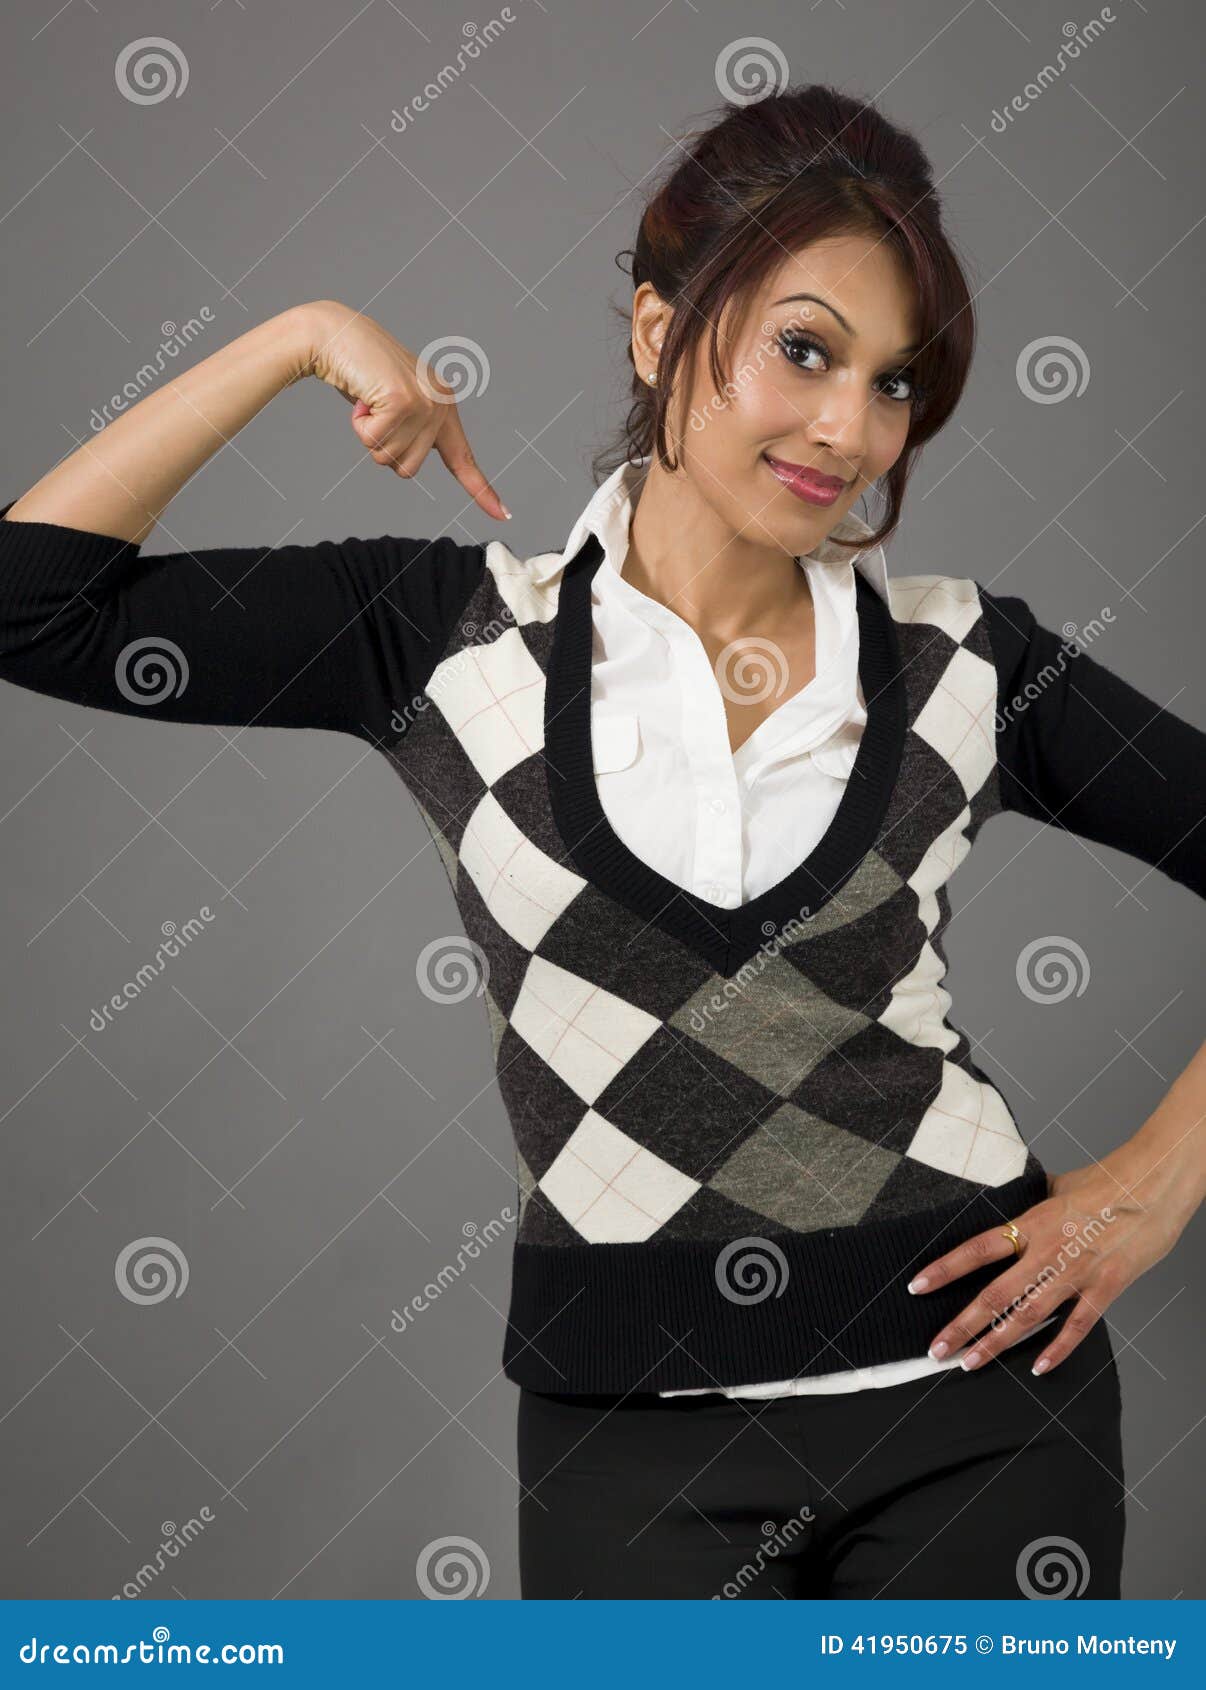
648;231;923;554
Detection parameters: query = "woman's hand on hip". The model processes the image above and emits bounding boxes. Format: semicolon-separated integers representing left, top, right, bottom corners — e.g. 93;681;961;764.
906;1145;1197;1377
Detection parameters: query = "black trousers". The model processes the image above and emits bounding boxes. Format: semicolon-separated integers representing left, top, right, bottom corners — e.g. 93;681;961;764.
517;1318;1125;1599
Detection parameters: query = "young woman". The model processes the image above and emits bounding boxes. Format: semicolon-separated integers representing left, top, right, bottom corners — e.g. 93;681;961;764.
1;84;1203;1602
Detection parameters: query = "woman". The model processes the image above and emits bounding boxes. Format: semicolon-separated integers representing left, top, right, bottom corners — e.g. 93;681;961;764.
1;84;1202;1601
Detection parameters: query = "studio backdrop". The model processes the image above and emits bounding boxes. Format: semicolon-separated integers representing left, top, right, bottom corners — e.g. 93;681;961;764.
0;0;1202;1601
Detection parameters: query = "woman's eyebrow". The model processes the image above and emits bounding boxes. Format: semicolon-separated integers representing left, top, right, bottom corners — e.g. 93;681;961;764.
771;291;920;356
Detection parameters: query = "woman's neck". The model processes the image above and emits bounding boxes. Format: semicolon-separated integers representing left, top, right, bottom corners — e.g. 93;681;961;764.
623;454;819;639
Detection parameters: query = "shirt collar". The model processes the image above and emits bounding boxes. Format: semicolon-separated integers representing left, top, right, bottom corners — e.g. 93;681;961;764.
560;454;892;611
563;456;889;784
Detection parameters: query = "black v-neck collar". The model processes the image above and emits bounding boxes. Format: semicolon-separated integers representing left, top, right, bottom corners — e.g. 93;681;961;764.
543;531;907;978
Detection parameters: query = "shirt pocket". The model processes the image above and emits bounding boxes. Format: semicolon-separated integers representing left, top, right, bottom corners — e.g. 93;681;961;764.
591;710;641;773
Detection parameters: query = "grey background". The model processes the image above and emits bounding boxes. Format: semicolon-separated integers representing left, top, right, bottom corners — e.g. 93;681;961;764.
1;0;1202;1601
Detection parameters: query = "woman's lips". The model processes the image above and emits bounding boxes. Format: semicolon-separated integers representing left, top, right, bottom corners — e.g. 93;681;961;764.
762;452;849;508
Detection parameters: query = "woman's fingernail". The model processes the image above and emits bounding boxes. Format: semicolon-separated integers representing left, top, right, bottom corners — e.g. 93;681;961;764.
961;1350;983;1371
908;1275;929;1294
501;505;513;520
1032;1357;1051;1376
929;1340;949;1360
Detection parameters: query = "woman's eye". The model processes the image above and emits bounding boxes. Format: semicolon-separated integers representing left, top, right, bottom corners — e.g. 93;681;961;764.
778;332;827;371
778;332;922;407
879;370;917;404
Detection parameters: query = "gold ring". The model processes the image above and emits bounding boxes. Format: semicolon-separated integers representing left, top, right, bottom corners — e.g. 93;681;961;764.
1001;1222;1024;1258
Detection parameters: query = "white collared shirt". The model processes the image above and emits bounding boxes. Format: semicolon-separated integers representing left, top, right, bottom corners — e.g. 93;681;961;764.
571;457;890;908
562;458;1045;1397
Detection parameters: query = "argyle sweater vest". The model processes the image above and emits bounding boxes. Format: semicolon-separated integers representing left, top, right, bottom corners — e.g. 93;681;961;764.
383;530;1050;1394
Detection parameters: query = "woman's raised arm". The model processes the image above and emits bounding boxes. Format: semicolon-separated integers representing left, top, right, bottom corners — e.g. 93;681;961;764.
0;301;505;743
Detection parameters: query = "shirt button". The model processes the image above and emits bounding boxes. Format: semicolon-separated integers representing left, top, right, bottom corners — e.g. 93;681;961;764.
710;797;727;813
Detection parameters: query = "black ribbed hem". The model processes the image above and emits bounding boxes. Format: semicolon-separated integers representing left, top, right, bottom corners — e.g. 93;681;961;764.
500;1164;1050;1393
543;531;908;977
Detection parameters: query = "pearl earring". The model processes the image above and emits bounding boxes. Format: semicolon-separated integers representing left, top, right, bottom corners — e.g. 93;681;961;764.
646;371;658;384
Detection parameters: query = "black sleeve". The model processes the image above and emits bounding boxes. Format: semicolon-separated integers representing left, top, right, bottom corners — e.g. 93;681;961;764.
0;499;486;746
976;582;1206;899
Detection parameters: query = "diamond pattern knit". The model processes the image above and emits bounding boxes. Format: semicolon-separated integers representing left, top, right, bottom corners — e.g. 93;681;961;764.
385;531;1049;1392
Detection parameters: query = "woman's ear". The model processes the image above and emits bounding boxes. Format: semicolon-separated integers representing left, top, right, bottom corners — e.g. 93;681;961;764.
631;281;670;377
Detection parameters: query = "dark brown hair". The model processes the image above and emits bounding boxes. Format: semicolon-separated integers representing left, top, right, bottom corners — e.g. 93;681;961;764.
594;82;977;553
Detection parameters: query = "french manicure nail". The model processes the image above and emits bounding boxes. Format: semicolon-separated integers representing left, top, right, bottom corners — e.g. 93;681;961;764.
929;1340;949;1360
1032;1357;1051;1376
962;1350;982;1371
908;1275;929;1294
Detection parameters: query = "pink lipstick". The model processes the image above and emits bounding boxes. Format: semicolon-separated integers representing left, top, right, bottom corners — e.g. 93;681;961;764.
762;452;849;508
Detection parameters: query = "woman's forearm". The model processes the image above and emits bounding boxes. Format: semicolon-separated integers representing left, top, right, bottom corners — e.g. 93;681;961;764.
1109;1036;1206;1225
3;302;323;545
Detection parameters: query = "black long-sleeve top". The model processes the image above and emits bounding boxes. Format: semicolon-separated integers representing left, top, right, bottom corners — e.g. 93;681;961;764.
0;499;1203;899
